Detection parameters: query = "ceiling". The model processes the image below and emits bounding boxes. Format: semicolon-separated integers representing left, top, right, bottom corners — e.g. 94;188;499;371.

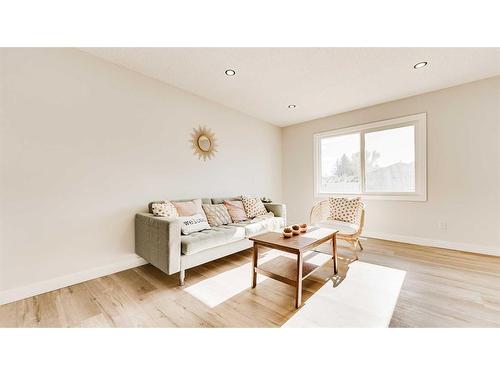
81;48;500;126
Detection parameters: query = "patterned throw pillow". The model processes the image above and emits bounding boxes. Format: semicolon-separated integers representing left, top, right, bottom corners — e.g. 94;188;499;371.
179;214;211;235
202;204;232;227
241;195;268;218
151;201;178;218
223;200;248;223
327;197;362;224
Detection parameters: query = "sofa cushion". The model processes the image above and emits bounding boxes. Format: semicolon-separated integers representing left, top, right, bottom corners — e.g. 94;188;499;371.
229;217;285;237
316;220;359;235
181;225;246;255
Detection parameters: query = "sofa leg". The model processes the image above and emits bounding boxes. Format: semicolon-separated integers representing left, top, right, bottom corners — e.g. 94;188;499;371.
179;269;185;286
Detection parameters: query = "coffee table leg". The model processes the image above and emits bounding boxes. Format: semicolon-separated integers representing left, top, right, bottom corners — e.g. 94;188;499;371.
332;233;338;275
295;252;303;308
252;243;258;288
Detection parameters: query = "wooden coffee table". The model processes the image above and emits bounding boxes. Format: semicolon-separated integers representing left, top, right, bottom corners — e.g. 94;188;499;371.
249;227;338;308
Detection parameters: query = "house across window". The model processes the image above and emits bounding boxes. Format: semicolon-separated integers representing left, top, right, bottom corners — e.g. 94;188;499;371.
314;113;426;201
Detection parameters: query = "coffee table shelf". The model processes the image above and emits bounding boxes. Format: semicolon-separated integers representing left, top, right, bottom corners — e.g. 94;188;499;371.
250;227;338;308
255;253;331;287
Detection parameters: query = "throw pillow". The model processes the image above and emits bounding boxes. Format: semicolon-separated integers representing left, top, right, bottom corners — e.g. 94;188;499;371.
241;195;268;218
151;201;178;218
202;204;232;227
223;200;248;223
172;198;204;217
178;213;211;235
327;197;362;224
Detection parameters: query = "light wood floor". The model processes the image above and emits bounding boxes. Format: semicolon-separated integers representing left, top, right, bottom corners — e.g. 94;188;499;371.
1;238;500;328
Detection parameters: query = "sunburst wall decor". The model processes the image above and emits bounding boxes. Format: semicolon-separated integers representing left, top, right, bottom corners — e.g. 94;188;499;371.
190;126;218;161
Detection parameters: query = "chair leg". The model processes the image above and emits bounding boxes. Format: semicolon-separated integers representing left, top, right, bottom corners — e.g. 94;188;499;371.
352;248;359;260
351;240;359;260
358;239;364;251
179;269;185;286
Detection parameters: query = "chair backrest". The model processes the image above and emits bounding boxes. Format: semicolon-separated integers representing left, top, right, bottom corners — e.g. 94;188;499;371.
309;200;329;224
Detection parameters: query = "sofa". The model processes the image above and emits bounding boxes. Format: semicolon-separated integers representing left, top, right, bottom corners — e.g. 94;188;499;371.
135;196;286;285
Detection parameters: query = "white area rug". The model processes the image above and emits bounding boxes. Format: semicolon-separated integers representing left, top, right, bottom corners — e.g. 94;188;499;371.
282;261;406;328
185;249;405;327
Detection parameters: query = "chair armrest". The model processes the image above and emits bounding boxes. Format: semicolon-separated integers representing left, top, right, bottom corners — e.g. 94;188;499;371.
135;213;181;275
264;203;286;221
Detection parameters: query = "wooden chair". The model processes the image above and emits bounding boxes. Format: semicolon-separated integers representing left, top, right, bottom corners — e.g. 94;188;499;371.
309;199;365;259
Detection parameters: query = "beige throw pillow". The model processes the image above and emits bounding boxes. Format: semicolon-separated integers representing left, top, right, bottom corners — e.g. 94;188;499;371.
202;204;232;227
151;201;179;218
223;200;248;223
327;197;362;224
241;195;268;218
172;198;204;217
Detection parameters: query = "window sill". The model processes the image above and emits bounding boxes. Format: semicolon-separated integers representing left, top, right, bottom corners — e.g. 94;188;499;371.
314;192;427;202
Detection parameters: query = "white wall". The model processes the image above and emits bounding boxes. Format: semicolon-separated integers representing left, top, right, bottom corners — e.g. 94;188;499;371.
282;76;500;255
0;48;282;298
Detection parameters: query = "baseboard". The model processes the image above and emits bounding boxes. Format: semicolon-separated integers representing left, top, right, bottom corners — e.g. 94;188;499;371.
0;253;148;306
363;231;500;257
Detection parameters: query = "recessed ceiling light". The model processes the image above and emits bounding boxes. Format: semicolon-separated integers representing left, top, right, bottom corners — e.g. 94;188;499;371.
288;104;296;109
413;61;428;69
225;69;236;76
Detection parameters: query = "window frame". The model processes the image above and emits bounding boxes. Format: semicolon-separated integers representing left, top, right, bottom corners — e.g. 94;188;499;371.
313;113;427;201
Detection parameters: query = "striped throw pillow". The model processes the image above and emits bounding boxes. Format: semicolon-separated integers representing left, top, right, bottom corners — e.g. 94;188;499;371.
202;204;232;226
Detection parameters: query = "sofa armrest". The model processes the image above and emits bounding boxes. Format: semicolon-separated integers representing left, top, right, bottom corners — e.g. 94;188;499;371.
264;203;286;221
135;213;181;275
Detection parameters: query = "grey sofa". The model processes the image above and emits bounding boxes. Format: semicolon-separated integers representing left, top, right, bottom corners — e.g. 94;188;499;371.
135;197;286;285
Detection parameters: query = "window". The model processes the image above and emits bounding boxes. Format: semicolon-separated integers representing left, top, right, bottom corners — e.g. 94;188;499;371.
314;113;426;201
320;133;361;193
364;126;415;193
